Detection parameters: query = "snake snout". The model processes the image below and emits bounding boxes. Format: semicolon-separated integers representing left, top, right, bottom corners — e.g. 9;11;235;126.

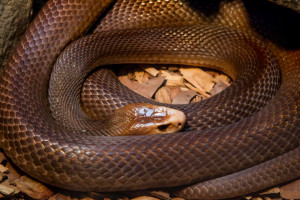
110;103;186;136
132;104;186;135
155;107;186;134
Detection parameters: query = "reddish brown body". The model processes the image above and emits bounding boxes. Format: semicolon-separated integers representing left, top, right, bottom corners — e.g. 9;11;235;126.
0;0;299;199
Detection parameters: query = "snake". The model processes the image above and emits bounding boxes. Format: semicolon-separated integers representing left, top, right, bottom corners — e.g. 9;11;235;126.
0;0;299;199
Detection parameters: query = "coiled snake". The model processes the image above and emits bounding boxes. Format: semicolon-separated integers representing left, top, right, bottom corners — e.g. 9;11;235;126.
0;0;299;199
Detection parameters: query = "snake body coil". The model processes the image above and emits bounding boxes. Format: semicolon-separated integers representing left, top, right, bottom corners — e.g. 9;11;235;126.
0;0;299;199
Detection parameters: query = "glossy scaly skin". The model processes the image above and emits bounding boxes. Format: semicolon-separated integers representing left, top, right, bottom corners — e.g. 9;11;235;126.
0;0;299;199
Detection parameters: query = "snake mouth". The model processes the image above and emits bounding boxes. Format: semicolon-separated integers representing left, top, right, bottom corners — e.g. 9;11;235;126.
158;122;183;133
154;108;186;134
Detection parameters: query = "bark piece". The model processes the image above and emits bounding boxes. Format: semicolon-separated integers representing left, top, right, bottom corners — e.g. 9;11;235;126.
15;176;53;200
172;90;197;104
180;68;215;92
280;179;300;200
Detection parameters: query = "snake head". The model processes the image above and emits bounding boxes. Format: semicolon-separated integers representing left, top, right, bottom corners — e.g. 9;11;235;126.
109;103;186;136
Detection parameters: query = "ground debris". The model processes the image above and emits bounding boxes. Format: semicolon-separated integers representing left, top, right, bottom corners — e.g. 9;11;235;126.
116;64;231;104
15;176;54;200
280;179;300;200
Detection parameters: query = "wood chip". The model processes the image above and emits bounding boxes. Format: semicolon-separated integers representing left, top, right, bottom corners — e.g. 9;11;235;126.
155;87;172;104
185;82;211;97
15;176;54;200
280;179;300;200
6;162;21;184
131;196;160;200
167;86;182;100
0;152;6;164
0;172;7;182
214;74;231;83
172;90;197;104
260;187;280;195
180;68;215;92
119;76;165;98
134;70;147;84
0;179;18;195
191;95;207;103
0;165;8;173
168;66;180;72
49;193;71;200
251;197;263;200
149;190;170;199
210;80;230;96
160;70;185;87
141;66;159;77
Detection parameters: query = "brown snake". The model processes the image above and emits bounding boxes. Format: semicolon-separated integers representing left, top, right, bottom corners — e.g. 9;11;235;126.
0;0;299;199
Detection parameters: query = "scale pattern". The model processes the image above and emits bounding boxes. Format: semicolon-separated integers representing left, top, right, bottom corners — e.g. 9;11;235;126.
0;0;299;199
